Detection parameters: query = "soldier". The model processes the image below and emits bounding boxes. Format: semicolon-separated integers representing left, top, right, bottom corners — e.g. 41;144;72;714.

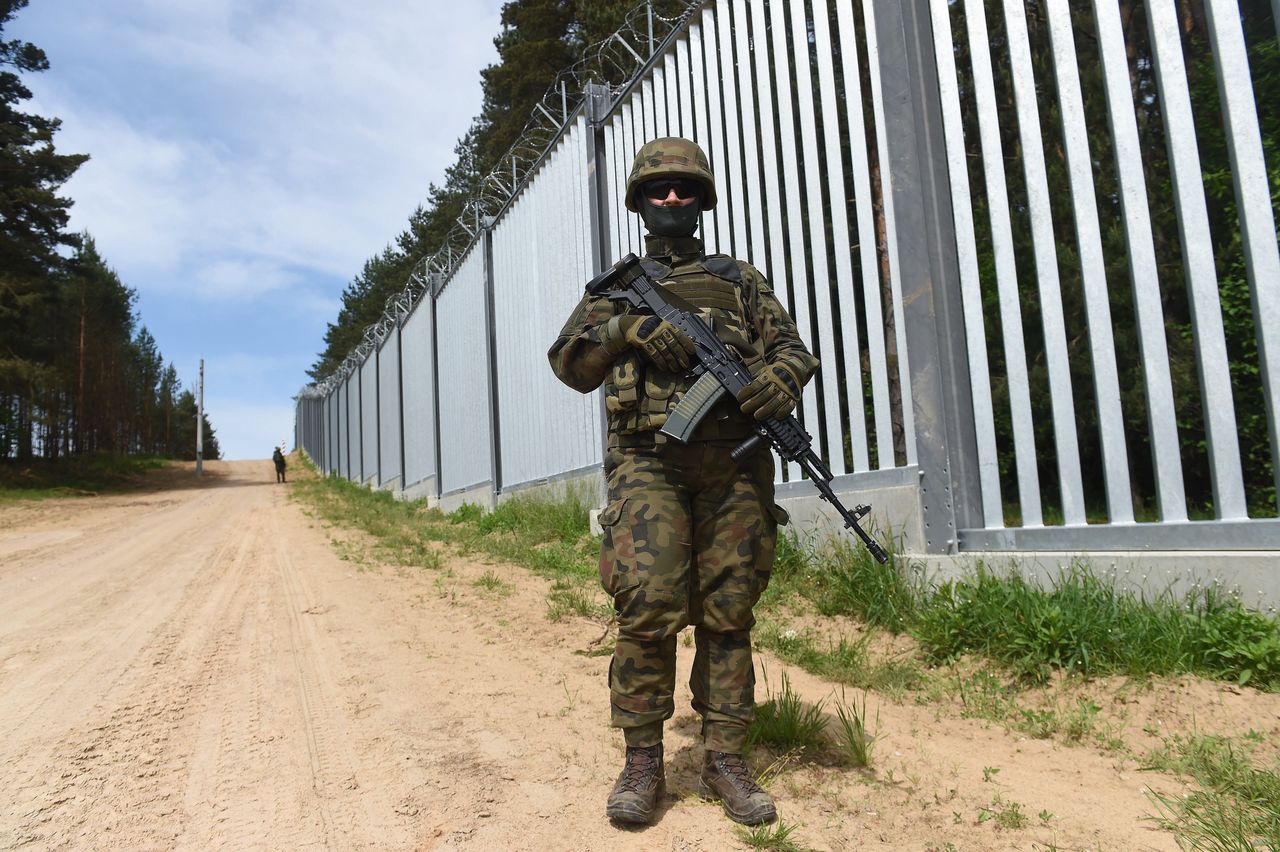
272;447;287;483
548;137;819;826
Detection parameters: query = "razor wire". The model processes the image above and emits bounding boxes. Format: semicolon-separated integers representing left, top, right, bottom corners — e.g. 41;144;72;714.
298;0;701;400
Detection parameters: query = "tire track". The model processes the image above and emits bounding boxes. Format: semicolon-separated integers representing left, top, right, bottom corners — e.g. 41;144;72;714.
269;500;362;849
1;481;258;850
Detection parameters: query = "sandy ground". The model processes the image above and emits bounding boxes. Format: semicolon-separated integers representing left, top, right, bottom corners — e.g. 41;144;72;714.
1;459;1277;851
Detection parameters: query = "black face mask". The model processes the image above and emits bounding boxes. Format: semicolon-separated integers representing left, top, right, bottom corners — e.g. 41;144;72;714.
640;200;702;237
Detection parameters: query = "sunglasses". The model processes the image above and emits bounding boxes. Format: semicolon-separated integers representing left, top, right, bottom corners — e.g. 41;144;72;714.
642;179;701;201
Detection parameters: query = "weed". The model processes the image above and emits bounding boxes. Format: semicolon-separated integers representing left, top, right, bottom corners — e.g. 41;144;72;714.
978;794;1028;830
910;562;1280;690
1014;707;1058;739
831;687;878;768
1060;699;1101;743
753;622;922;692
479;488;590;541
448;502;485;525
558;677;579;715
1144;731;1280;850
746;671;827;758
546;580;607;623
814;537;917;632
957;670;1018;723
982;766;1000;783
736;818;813;851
473;570;511;596
1190;603;1280;689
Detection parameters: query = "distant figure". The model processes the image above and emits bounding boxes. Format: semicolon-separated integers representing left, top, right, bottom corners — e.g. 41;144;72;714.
272;447;287;483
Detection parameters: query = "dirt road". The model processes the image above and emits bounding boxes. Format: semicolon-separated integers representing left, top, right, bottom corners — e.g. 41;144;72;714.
2;460;1273;850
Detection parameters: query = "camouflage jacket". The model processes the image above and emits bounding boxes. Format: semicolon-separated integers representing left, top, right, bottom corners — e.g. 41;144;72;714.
547;235;819;441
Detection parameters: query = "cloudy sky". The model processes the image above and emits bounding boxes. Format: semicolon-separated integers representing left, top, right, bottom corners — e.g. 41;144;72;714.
11;0;505;460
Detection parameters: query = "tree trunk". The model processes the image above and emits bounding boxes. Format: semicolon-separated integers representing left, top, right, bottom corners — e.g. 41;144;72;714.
77;305;86;455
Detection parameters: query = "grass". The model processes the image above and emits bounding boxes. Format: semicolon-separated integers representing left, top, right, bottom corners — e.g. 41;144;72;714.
736;819;815;851
0;453;169;501
910;564;1280;690
473;570;511;596
289;459;605;622
298;462;1280;694
831;687;878;768
752;622;921;694
745;671;827;758
764;523;1280;693
977;794;1029;830
1143;731;1280;850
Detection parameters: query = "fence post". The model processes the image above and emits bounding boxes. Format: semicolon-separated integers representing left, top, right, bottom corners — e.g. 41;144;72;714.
482;219;503;498
585;81;614;469
375;342;382;487
357;360;365;484
430;274;444;500
871;0;982;552
396;311;407;492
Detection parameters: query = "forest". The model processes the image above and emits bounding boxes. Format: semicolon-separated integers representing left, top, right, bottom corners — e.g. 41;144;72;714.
0;0;218;463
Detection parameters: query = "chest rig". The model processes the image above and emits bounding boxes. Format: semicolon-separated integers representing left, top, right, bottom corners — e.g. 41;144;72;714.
604;251;762;437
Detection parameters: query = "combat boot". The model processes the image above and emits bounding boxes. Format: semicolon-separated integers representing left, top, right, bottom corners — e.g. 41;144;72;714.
605;743;665;824
700;750;776;825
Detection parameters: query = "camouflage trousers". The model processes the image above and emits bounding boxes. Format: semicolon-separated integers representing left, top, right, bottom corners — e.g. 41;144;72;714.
598;438;786;753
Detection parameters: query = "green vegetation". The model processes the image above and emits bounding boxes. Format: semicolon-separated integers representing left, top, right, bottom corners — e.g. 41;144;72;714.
735;819;814;852
977;794;1029;831
913;566;1280;690
763;529;1280;692
295;472;1279;695
831;688;878;769
0;454;168;501
745;672;828;759
290;462;604;620
1145;731;1280;851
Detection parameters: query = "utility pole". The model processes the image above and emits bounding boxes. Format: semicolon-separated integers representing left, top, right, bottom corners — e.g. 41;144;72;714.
196;358;204;477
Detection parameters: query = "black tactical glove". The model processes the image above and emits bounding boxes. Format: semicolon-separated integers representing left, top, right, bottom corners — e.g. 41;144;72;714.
618;314;695;373
736;362;803;421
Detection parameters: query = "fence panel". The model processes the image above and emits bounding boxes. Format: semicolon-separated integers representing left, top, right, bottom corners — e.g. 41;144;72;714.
335;379;348;480
378;326;403;487
492;114;602;489
932;0;1279;549
360;355;378;485
400;300;436;489
436;246;492;495
332;388;343;473
345;372;362;482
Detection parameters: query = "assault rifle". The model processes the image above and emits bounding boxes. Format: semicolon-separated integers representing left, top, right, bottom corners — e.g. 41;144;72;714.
587;253;889;564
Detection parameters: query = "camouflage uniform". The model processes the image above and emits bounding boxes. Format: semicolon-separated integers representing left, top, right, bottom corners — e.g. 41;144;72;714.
548;231;817;753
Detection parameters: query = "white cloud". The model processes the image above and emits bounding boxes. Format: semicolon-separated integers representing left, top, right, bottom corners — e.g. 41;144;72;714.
21;0;503;304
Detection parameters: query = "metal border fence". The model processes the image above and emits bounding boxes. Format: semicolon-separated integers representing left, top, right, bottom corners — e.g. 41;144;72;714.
296;0;1280;557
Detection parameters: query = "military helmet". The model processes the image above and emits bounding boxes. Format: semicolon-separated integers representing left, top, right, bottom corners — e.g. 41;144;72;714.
625;137;718;212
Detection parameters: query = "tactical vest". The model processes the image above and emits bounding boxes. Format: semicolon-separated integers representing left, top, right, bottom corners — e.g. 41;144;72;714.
603;254;764;440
